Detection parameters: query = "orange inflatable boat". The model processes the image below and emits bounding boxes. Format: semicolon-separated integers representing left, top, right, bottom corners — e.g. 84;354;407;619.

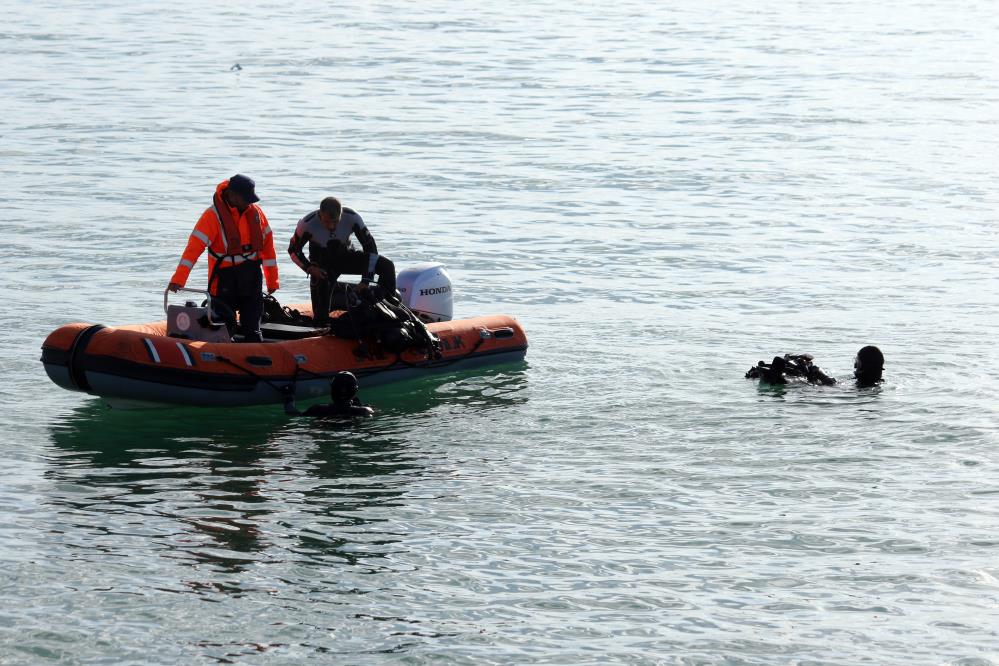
41;264;527;409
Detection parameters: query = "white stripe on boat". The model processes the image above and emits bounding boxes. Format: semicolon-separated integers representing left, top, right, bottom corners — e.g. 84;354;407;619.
176;342;193;367
143;338;161;363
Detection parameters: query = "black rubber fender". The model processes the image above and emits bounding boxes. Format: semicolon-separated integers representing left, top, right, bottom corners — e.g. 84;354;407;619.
67;325;106;391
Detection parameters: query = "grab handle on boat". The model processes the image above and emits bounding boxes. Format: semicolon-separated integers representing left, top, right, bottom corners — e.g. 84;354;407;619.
163;287;222;326
479;326;515;340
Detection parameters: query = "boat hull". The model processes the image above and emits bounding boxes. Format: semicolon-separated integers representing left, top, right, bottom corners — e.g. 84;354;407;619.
41;314;527;408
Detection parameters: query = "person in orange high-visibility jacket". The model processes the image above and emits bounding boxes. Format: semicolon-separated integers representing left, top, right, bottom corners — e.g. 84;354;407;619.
167;174;279;342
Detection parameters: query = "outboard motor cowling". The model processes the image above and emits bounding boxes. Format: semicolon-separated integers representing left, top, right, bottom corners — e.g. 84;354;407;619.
397;262;453;322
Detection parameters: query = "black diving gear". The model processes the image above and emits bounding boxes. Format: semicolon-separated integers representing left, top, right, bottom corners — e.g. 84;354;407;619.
329;288;442;360
746;354;836;385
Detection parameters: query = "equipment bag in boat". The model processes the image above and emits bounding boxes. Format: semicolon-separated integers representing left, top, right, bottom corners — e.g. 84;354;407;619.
330;293;442;358
261;293;313;326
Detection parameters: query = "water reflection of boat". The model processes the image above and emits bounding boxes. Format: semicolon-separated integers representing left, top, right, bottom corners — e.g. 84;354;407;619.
43;367;527;581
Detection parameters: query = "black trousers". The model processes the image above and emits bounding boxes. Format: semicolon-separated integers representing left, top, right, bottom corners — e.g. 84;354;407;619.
311;250;396;324
214;260;264;342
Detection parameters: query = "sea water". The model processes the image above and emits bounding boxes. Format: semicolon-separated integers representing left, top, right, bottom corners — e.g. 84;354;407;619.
2;1;999;663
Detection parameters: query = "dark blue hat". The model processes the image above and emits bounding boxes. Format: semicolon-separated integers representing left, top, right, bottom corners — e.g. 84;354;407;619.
228;174;259;203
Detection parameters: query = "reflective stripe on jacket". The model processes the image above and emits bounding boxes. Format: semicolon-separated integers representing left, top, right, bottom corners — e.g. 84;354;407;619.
170;180;280;293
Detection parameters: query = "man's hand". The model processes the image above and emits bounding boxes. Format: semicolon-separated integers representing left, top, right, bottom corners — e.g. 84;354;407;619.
307;266;327;280
167;282;181;293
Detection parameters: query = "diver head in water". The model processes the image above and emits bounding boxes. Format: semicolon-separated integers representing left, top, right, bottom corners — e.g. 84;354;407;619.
330;371;359;404
853;345;884;387
283;371;374;418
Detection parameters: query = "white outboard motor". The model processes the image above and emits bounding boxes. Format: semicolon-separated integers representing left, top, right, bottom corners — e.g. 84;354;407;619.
397;262;453;322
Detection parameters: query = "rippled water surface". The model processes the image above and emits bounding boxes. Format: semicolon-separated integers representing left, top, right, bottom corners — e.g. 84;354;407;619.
3;1;999;663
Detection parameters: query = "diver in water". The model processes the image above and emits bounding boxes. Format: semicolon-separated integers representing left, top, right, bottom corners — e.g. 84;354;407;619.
853;345;885;387
746;346;884;387
746;353;836;385
283;371;375;418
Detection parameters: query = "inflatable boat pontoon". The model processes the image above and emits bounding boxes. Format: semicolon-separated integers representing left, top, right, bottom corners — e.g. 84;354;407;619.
41;264;527;408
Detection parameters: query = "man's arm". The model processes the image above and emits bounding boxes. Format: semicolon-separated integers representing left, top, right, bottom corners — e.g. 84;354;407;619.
257;207;280;293
282;386;302;416
168;209;217;290
288;218;326;279
351;216;378;284
354;222;378;255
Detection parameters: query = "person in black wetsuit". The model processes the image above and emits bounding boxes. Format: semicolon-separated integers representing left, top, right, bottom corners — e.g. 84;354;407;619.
746;346;885;387
283;371;374;418
287;196;397;325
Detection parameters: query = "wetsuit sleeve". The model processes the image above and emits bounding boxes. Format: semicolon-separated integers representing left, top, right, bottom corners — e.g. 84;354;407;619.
302;403;369;417
287;217;313;273
353;217;378;282
169;209;218;288
354;221;378;255
257;207;280;292
283;395;302;416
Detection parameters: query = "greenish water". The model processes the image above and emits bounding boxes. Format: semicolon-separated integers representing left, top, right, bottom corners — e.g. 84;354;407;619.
3;0;999;663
